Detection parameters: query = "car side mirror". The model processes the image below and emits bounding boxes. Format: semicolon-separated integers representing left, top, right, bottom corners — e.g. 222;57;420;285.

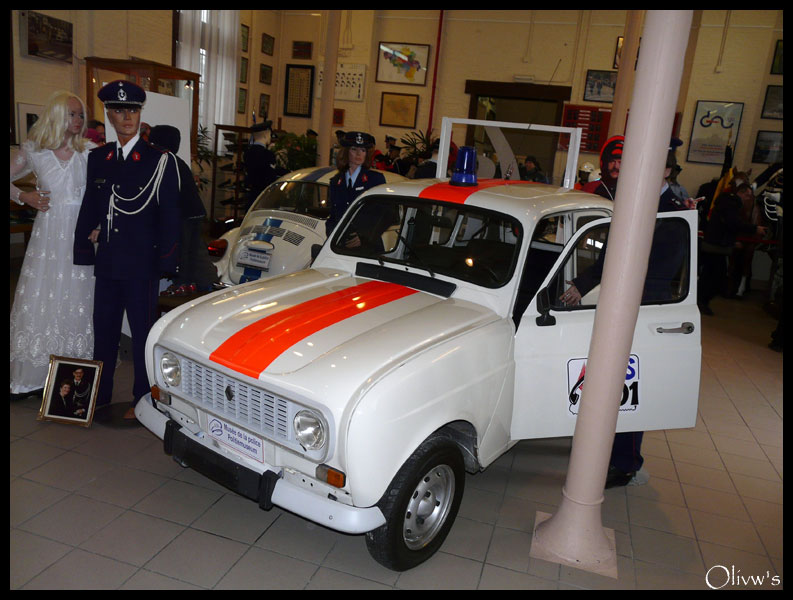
535;287;556;327
310;243;322;262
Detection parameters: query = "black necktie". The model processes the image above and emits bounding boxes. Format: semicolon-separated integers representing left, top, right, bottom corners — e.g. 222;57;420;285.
347;178;352;190
118;148;124;163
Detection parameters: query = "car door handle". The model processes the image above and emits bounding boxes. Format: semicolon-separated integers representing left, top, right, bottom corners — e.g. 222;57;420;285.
656;322;695;334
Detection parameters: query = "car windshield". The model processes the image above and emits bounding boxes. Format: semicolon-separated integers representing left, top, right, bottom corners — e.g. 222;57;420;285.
331;195;522;288
250;181;330;219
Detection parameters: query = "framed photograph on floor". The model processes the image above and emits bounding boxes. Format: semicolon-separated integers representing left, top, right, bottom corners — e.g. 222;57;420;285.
38;356;103;427
379;92;419;129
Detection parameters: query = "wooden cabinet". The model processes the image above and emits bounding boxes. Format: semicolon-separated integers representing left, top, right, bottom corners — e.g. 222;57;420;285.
210;124;253;235
84;57;200;158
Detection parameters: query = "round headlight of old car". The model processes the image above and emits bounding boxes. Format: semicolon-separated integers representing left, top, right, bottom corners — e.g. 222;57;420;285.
293;410;326;451
160;352;181;387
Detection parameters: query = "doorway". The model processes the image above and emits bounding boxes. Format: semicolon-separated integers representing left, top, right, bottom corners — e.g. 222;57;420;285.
464;80;571;184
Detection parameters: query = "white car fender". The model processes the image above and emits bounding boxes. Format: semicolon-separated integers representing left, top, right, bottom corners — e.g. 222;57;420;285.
343;318;514;507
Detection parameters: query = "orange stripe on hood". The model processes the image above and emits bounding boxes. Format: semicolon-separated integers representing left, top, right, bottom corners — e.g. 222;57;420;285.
210;280;417;378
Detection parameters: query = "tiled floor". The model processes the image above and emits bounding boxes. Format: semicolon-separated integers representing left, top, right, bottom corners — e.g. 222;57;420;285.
10;283;782;589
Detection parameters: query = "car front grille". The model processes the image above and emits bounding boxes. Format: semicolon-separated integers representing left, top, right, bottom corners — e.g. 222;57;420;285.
181;359;292;443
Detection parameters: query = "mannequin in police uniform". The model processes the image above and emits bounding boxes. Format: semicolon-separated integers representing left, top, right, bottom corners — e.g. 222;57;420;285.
74;80;181;420
243;120;278;211
326;131;386;238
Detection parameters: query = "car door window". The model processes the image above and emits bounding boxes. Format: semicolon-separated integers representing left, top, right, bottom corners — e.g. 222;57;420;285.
513;215;565;326
546;216;690;310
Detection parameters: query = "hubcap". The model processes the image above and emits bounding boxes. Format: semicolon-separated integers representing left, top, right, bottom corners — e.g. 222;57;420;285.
403;464;455;550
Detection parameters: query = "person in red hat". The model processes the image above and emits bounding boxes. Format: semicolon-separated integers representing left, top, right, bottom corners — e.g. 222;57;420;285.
583;135;624;201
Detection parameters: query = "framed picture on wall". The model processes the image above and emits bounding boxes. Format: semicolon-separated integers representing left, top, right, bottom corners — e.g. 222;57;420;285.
259;93;270;119
19;10;73;63
687;100;744;164
613;36;640;70
237;88;247;114
284;64;315;117
613;37;624;69
240;24;249;53
261;33;275;56
583;70;618;103
240;57;248;84
751;131;783;164
16;103;44;145
376;42;430;86
333;108;345;127
379;92;419;128
292;41;312;60
770;40;782;75
37;356;103;427
259;64;273;85
761;85;783;120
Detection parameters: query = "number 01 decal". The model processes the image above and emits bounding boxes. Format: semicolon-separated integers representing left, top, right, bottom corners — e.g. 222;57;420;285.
566;355;640;415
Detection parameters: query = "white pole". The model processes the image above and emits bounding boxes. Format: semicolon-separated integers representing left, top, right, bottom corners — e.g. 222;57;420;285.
317;11;341;168
530;10;694;577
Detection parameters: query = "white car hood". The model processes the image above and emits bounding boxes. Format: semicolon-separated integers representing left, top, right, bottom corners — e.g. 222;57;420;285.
160;269;499;380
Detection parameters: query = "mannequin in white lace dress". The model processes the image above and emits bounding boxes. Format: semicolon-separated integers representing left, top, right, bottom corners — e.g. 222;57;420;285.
10;91;96;397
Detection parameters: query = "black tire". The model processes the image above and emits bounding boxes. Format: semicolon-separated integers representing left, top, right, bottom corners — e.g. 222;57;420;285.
365;435;465;571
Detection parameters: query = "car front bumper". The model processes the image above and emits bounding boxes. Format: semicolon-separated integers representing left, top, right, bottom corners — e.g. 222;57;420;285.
135;395;386;534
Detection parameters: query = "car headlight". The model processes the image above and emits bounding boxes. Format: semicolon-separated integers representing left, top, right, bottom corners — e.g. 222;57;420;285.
293;410;326;451
160;352;181;387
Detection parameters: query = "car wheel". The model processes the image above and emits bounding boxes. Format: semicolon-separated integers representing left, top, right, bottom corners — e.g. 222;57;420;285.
365;435;465;571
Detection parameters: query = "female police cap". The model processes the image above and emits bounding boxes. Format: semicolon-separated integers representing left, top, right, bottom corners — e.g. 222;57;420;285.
340;131;375;149
98;80;146;108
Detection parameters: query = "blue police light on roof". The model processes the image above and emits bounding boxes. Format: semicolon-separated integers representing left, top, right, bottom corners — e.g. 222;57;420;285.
450;146;477;187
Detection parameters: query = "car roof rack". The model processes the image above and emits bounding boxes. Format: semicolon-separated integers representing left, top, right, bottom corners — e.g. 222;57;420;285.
436;117;583;190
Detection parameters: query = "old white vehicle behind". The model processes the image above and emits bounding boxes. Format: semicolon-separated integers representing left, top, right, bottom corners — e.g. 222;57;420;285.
212;166;406;286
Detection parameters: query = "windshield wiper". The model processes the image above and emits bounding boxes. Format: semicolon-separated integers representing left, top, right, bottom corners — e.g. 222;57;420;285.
398;234;435;278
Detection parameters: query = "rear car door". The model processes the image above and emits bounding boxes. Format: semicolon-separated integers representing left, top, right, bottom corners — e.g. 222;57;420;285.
511;210;700;439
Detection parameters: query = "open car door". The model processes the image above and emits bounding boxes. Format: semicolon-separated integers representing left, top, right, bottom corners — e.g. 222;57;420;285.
511;210;701;440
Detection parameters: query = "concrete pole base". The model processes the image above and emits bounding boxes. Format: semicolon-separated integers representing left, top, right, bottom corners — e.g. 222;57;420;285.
529;491;618;579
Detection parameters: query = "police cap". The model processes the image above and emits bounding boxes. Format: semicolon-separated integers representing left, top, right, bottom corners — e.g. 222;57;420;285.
250;120;273;132
340;131;375;149
99;80;146;108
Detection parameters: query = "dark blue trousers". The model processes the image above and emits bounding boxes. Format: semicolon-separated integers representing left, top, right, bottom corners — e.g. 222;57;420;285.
93;277;160;407
610;431;644;474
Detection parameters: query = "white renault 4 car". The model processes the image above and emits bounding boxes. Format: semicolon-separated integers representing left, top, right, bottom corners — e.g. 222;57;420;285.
136;119;700;571
212;166;407;285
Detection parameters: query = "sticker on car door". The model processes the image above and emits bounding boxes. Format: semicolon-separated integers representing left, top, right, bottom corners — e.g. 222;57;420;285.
566;354;640;415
